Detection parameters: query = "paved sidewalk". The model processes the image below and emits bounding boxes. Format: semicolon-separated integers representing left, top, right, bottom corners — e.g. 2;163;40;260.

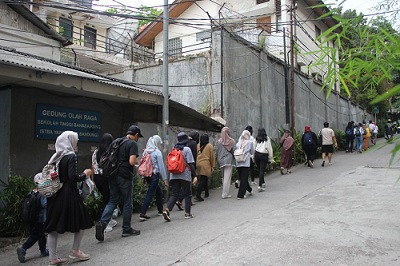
1;138;400;265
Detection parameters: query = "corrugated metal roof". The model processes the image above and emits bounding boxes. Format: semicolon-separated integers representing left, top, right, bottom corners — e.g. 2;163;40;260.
0;47;162;96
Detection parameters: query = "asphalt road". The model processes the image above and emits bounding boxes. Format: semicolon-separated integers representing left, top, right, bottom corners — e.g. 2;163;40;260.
1;138;400;266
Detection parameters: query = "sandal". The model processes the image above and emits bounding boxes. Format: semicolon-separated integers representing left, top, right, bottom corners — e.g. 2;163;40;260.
69;250;90;261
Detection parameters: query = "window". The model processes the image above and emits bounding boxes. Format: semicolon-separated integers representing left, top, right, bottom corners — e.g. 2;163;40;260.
256;17;272;33
315;25;321;42
196;30;211;42
59;17;73;40
168;38;182;59
84;26;96;49
257;0;269;4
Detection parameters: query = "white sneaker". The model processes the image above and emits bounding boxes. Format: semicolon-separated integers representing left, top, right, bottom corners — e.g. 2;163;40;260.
221;195;232;199
104;225;113;233
108;219;117;228
257;186;265;192
251;181;257;185
261;183;266;188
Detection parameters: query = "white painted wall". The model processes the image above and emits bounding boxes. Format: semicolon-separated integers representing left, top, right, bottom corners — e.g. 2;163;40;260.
0;24;61;60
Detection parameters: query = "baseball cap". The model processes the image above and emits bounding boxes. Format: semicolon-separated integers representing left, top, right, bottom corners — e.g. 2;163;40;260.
127;125;143;137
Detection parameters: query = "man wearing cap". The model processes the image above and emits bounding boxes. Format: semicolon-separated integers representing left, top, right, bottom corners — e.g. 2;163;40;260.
95;125;143;241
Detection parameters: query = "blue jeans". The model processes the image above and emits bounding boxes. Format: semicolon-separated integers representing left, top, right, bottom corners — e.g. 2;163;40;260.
99;176;133;231
355;136;363;151
140;173;163;215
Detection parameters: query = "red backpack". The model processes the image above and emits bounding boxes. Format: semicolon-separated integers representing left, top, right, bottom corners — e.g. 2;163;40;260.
138;153;153;177
167;148;186;174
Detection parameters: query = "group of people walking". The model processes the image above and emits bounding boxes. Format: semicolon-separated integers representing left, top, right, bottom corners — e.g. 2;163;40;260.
345;120;378;153
17;120;355;265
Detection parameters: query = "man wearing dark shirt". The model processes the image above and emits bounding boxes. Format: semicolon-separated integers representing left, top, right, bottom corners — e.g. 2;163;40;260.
95;125;143;241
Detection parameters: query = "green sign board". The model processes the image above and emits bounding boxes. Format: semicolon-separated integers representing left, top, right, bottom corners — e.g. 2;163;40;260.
372;107;379;114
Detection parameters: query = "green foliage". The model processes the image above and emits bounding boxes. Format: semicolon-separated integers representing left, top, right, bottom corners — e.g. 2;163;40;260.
83;191;103;222
308;3;400;107
138;5;162;28
334;129;347;151
0;175;34;237
106;8;117;14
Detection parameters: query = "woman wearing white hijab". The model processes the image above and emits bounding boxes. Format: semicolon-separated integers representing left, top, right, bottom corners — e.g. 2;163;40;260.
45;131;93;265
236;130;254;199
138;135;167;221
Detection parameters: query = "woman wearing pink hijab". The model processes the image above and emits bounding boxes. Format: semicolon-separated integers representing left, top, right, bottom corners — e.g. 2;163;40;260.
279;130;295;174
216;127;236;199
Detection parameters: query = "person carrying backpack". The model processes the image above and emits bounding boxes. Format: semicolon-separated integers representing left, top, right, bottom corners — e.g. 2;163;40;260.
301;125;318;168
95;125;143;242
17;173;48;263
163;132;198;221
354;123;364;153
91;133;118;232
345;121;355;152
138;135;167;221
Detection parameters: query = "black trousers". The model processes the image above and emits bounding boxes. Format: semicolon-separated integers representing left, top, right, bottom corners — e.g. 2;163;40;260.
22;222;46;253
254;151;268;186
196;175;209;197
237;167;252;198
94;173;110;213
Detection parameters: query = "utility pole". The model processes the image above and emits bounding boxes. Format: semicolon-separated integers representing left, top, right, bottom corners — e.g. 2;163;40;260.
283;27;290;125
289;0;296;135
162;0;169;149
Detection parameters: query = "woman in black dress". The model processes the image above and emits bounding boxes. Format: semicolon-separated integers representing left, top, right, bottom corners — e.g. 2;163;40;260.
45;131;93;265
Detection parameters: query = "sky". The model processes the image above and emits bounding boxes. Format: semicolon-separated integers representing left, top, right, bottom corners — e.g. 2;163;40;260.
96;0;378;16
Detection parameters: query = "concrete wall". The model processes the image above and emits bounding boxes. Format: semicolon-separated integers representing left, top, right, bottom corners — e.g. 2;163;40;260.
0;4;61;60
0;89;11;189
135;29;371;141
6;87;134;178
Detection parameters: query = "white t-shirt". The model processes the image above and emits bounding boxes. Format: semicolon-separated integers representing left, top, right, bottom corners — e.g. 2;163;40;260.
321;127;335;145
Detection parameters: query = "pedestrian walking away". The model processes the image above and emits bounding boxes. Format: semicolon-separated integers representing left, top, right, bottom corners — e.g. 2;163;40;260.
163;132;198;221
320;122;338;165
354;123;364;153
253;128;274;192
279;130;294;174
216;127;236;199
176;131;199;210
301;125;318;168
95;125;143;242
45;131;93;265
362;123;371;151
236;130;254;199
139;135;168;221
244;126;256;185
345;121;355;152
195;134;215;201
91;133;118;232
17;173;48;263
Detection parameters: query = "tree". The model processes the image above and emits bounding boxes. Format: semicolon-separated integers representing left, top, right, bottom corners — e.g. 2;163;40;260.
137;5;162;28
310;2;400;112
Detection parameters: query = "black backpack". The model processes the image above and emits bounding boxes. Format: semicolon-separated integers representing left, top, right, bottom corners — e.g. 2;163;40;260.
98;137;129;179
21;191;40;224
303;132;313;146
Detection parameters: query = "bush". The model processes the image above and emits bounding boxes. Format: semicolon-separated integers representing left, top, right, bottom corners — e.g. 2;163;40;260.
0;175;34;237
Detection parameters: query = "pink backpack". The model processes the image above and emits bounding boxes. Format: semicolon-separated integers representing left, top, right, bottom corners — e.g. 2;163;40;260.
138;153;153;177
